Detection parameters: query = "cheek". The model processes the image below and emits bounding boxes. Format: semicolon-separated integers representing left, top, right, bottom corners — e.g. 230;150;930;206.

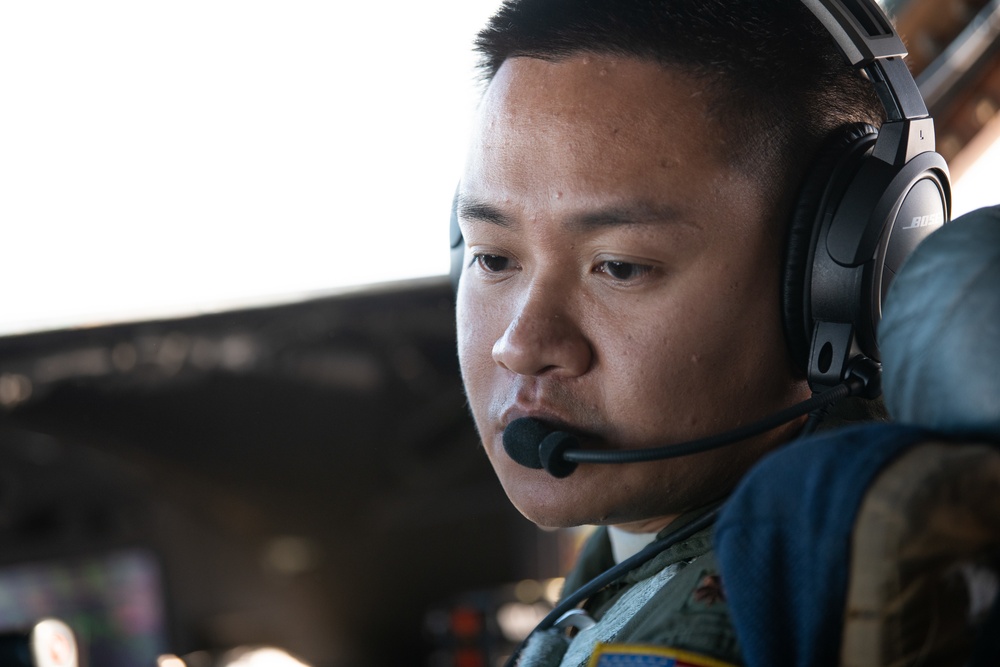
455;293;481;383
595;270;781;417
456;287;502;410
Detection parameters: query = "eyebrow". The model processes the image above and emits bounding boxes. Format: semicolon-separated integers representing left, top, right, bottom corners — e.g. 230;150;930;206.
456;197;514;227
568;202;687;232
456;196;690;232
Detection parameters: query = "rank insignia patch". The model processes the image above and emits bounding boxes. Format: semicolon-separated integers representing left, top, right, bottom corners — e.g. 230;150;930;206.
587;643;738;667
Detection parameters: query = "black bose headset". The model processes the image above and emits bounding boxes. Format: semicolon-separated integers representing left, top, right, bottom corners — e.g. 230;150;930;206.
449;0;952;395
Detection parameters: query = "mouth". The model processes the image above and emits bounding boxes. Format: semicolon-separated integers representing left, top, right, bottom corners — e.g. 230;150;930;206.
498;406;606;449
500;406;580;435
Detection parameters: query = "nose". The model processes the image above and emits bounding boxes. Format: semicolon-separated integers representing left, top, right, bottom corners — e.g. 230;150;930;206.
492;285;593;378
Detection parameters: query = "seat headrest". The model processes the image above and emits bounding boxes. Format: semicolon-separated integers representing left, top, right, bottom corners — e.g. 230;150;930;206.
880;206;1000;436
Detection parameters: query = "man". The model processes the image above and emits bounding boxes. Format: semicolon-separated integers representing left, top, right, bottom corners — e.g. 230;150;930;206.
452;1;885;664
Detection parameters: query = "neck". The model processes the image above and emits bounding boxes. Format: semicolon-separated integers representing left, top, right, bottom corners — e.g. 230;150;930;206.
607;525;660;564
611;514;678;534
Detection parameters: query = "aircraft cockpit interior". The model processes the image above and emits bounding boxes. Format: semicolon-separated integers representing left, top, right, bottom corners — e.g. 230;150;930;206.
2;1;999;665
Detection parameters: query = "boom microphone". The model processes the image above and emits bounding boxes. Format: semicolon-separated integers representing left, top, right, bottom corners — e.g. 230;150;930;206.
502;372;873;478
502;418;581;477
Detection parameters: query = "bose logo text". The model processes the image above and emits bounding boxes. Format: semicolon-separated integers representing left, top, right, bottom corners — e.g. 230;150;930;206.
901;213;943;230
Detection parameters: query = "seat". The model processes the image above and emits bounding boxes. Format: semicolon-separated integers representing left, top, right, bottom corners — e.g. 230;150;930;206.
715;206;1000;667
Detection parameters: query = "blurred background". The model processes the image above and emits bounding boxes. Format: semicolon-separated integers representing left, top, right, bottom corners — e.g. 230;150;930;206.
1;0;999;665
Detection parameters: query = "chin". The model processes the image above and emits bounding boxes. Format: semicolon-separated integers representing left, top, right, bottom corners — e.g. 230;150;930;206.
507;487;615;529
508;494;577;529
521;509;597;530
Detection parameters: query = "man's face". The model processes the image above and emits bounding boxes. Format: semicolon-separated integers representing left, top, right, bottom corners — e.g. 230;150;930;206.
456;55;811;532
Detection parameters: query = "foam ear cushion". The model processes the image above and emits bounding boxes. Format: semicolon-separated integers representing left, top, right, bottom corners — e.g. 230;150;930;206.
449;186;467;293
449;192;464;293
782;123;879;371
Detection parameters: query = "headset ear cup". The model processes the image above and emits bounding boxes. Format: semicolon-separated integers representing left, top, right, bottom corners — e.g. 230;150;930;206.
449;187;464;292
782;123;879;373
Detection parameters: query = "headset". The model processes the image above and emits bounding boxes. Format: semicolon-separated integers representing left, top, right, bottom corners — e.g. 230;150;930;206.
449;0;952;394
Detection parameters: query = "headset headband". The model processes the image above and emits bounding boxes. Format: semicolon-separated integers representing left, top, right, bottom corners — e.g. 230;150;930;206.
803;0;906;65
803;0;934;162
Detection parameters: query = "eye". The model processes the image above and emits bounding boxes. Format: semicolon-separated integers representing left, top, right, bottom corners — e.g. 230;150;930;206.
472;253;512;273
596;260;652;282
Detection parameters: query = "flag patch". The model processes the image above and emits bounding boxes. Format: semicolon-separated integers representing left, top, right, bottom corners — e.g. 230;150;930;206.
587;643;737;667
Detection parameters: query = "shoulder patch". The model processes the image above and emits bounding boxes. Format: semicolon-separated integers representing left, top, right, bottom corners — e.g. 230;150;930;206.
587;643;738;667
686;572;726;609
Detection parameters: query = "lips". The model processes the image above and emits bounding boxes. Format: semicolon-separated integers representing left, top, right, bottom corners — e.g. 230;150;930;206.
498;404;604;446
501;405;570;431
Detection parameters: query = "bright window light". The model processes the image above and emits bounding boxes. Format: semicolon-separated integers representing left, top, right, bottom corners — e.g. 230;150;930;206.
220;647;311;667
951;114;1000;219
3;3;997;337
0;1;502;336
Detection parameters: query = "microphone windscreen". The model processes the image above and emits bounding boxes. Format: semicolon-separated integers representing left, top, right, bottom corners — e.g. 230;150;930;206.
879;206;1000;436
502;417;551;469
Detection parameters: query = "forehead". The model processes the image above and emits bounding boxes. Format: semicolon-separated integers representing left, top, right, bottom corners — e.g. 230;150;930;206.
463;54;730;208
485;54;706;122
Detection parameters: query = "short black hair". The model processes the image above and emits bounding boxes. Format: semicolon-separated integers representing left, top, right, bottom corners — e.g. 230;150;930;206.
474;0;886;211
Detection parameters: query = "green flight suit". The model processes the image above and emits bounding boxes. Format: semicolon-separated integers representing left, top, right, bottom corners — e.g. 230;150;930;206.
515;397;887;667
555;511;739;666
